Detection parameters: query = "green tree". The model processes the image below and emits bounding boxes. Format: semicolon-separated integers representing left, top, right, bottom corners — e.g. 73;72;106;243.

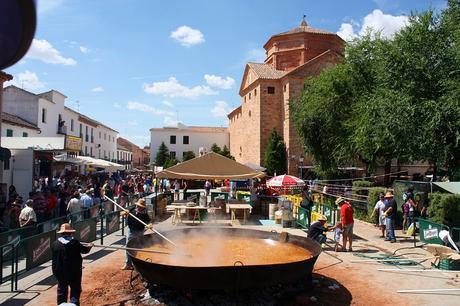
210;143;221;154
220;145;235;160
263;129;287;176
155;142;169;167
182;151;196;161
164;157;178;168
291;64;355;177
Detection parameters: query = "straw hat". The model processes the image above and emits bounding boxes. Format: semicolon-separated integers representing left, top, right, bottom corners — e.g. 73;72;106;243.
384;191;394;198
57;223;76;234
335;197;345;206
135;198;146;208
318;215;328;222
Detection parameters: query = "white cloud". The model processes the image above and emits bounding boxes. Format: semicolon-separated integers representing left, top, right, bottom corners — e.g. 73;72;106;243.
337;9;409;41
143;77;217;99
170;26;205;47
246;48;266;63
5;71;45;90
79;46;90;54
211;101;232;118
91;87;104;92
162;101;174;108
337;23;358;41
127;101;174;116
164;116;179;127
26;39;76;65
204;74;235;89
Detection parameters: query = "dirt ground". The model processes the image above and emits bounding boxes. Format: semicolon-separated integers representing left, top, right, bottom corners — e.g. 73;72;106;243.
29;248;425;306
27;220;460;305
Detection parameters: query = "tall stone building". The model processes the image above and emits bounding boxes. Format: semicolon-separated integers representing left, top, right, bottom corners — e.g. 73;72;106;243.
228;18;344;175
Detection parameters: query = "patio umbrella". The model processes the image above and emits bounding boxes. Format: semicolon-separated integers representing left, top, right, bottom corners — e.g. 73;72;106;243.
266;174;305;188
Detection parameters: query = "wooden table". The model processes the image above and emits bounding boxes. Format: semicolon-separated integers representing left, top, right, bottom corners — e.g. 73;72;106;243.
171;205;215;225
227;204;252;224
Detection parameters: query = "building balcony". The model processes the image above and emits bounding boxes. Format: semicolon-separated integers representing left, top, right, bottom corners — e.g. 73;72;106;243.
57;125;67;135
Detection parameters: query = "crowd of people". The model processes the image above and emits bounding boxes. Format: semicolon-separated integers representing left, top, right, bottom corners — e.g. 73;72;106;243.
0;173;183;232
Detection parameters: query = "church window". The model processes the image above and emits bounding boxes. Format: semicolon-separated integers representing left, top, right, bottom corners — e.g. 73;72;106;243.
254;89;257;96
249;92;251;99
268;86;275;94
283;84;287;92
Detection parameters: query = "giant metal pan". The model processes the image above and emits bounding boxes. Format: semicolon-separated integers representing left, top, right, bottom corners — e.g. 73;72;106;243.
127;227;321;290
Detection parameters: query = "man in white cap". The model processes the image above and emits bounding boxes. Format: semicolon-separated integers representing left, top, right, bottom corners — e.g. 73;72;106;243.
52;223;93;306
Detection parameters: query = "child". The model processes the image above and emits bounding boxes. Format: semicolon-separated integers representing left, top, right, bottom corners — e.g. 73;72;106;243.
332;222;343;252
402;201;410;234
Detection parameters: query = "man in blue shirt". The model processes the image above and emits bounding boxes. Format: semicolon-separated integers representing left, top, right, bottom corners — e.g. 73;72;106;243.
79;189;94;209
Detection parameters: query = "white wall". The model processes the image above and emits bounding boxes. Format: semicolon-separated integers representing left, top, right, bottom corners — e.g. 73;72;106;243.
1;122;40;137
3;86;39;125
1;149;34;200
150;126;229;163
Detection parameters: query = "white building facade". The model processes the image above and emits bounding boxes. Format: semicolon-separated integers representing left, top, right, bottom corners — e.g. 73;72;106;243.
2;85;118;160
150;123;229;164
117;144;133;170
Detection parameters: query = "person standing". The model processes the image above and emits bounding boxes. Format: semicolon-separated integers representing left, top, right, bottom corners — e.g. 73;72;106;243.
8;198;22;229
204;180;211;196
19;199;37;227
67;192;82;214
371;193;386;238
173;180;180;201
336;197;354;252
80;189;94;209
383;191;397;243
52;223;93;306
120;198;152;270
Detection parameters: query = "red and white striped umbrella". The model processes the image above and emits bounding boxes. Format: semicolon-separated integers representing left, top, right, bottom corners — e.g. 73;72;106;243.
266;174;305;187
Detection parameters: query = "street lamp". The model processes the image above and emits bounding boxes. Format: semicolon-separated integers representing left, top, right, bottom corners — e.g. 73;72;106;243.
299;156;304;179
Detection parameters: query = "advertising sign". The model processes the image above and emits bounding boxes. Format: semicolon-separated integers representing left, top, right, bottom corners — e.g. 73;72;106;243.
105;211;120;235
73;218;97;242
65;135;82;152
24;230;56;270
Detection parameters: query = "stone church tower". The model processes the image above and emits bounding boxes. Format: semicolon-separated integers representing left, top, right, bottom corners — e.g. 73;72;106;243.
228;18;344;176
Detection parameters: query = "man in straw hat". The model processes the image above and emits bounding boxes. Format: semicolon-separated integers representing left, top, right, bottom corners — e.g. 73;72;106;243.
307;215;331;245
120;198;152;270
383;191;397;243
335;197;354;252
52;223;93;306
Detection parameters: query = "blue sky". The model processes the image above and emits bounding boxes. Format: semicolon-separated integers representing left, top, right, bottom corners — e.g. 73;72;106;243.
4;0;445;147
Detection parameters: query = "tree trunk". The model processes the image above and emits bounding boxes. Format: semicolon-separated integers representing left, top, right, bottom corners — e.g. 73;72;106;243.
432;160;437;182
384;158;392;187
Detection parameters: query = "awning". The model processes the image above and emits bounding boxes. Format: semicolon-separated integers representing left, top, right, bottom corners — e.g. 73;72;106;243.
53;154;87;165
244;162;266;172
1;137;65;151
433;182;460;194
156;152;265;180
76;156;124;170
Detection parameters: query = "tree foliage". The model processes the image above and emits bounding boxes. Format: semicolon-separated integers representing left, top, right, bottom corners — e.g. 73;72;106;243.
182;151;196;161
291;3;460;180
164;157;178;169
155;142;169;167
263;129;287;176
210;143;221;154
221;145;235;160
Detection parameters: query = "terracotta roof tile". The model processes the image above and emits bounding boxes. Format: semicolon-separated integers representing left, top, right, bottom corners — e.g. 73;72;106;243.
247;63;286;80
275;25;336;36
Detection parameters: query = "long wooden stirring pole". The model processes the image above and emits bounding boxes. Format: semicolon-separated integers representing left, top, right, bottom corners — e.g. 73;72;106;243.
104;195;177;247
88;244;190;256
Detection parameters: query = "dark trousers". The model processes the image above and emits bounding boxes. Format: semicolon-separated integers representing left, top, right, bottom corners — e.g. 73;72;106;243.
57;276;82;306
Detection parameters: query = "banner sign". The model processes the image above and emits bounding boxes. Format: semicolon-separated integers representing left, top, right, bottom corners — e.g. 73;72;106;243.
0;226;36;257
73;218;97;243
64;135;83;152
423;228;439;240
23;230;56;270
89;205;100;218
105;211;120;236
